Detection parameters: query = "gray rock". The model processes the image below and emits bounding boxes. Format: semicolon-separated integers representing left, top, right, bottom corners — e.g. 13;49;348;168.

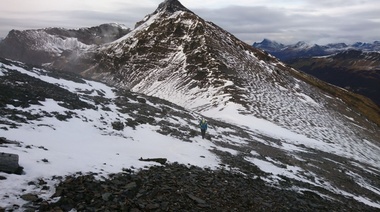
125;182;137;190
102;192;112;201
187;193;206;204
20;193;38;202
0;152;21;174
146;203;160;210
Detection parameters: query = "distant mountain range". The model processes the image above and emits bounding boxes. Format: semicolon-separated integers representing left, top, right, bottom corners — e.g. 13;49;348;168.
253;39;380;106
253;39;380;61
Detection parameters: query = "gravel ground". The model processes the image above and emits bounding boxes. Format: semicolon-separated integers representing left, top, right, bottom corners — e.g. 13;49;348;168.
12;163;375;212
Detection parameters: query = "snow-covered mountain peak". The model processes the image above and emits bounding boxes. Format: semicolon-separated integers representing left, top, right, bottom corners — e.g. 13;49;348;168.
64;1;380;156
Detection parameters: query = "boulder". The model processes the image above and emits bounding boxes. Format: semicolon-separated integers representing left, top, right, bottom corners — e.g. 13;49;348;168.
0;152;22;174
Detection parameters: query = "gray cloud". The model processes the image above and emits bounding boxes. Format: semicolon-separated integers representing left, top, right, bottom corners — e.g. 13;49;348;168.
1;1;379;45
0;5;152;38
194;4;380;45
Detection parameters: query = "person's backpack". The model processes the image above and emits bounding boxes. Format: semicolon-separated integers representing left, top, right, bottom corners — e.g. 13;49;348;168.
200;119;208;130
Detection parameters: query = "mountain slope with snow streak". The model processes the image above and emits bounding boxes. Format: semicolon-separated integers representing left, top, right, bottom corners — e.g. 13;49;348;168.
1;57;380;209
0;58;220;209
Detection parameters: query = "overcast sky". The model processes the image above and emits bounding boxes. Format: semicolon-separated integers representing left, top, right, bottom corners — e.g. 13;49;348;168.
0;0;379;45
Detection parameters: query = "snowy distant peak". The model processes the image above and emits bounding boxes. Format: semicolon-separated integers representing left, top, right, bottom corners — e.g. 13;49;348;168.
156;0;193;14
254;39;380;52
326;42;348;49
293;41;310;49
253;39;285;51
351;41;380;51
253;39;317;52
294;41;306;46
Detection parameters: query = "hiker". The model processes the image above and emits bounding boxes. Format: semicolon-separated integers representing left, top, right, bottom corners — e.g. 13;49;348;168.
199;118;208;139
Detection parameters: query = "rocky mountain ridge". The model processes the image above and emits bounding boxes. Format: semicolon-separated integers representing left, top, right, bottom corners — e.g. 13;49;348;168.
0;23;130;66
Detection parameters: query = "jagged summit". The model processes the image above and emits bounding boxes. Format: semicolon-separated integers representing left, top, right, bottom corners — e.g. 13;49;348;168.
134;0;193;29
155;0;193;14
